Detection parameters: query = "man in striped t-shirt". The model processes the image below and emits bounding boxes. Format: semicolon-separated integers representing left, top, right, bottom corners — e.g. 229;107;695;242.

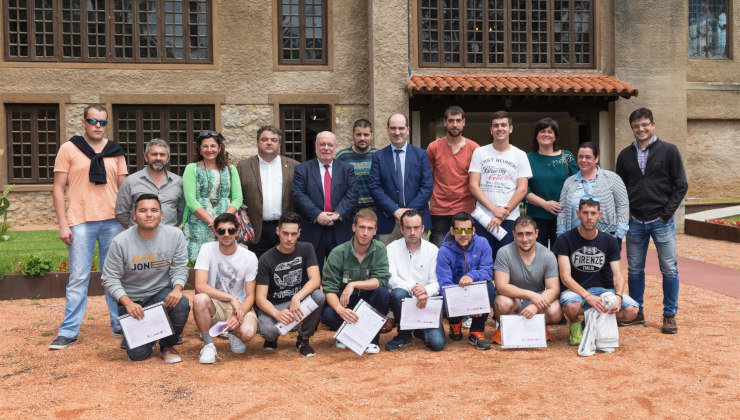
336;119;378;214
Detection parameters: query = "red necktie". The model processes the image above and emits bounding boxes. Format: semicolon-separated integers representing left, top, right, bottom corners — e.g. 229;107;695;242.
323;164;332;212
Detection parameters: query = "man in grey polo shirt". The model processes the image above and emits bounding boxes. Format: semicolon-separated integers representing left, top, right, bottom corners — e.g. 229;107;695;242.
115;138;184;229
492;215;561;344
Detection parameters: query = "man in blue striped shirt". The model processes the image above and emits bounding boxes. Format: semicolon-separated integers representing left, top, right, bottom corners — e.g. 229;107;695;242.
336;119;378;214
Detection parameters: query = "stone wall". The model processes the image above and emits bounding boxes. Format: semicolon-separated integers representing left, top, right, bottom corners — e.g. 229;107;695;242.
334;105;371;150
221;105;274;161
687;119;740;199
6;190;57;228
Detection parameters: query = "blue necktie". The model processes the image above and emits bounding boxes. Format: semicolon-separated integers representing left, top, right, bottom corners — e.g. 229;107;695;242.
394;149;405;207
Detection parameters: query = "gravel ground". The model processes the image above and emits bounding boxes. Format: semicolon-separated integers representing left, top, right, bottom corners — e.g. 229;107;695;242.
674;233;740;271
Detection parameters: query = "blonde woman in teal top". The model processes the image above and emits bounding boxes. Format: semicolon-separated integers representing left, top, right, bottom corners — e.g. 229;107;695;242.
525;118;577;248
182;131;243;260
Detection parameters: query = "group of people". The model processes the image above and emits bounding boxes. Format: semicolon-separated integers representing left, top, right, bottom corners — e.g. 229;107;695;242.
48;103;688;364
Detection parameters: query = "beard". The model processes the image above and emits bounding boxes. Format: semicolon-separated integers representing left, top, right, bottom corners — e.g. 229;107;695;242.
148;161;166;171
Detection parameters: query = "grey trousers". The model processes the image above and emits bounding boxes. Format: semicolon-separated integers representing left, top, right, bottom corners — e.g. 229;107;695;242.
258;289;326;342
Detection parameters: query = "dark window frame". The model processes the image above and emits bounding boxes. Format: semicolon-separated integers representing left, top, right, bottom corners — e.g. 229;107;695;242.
112;104;215;176
418;0;594;69
277;0;328;65
3;0;213;63
5;103;60;184
689;0;730;58
279;104;331;162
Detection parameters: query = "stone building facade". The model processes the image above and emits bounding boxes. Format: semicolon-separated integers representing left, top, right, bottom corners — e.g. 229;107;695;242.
0;0;737;228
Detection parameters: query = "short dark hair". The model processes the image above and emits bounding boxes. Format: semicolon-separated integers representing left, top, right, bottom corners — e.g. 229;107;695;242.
443;105;465;120
257;125;282;142
451;212;474;226
352;119;373;133
578;141;599;158
354;208;378;225
213;212;238;230
134;193;160;209
278;212;301;227
531;118;560;152
513;215;537;231
387;113;408;128
629;107;654;124
83;103;107;119
400;209;423;226
490;110;512;125
578;197;601;211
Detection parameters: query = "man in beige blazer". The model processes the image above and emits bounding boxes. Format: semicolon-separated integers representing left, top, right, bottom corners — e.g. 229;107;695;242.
237;126;299;258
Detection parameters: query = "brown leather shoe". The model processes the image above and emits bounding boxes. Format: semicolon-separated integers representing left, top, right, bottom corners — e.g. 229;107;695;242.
661;316;677;334
380;318;396;334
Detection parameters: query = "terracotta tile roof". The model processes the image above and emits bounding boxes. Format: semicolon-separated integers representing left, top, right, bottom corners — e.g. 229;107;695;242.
406;73;638;98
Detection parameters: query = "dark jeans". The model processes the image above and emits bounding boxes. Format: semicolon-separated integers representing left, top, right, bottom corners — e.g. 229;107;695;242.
389;288;446;351
444;280;497;333
474;219;515;260
117;286;190;361
248;220;280;259
430;215;454;247
321;288;390;345
533;217;557;249
315;228;338;273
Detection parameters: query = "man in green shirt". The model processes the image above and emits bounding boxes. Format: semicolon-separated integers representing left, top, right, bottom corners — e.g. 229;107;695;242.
320;208;391;354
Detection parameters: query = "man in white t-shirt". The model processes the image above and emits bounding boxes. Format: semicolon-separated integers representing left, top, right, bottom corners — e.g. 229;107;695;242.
468;110;532;258
192;212;259;364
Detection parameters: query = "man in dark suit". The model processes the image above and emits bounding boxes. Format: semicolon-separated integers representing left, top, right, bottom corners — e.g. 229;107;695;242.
292;131;358;271
237;126;299;258
369;113;433;244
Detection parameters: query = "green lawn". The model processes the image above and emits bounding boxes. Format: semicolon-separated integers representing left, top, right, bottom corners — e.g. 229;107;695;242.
0;230;99;275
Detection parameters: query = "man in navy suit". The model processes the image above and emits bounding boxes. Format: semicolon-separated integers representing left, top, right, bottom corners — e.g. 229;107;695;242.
292;131;359;271
369;113;433;245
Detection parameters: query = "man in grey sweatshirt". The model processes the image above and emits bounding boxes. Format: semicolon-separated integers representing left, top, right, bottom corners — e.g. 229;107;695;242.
102;193;190;363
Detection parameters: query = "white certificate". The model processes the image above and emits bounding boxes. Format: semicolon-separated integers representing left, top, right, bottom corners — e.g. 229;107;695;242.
333;299;386;356
276;295;320;335
471;205;508;240
118;302;174;349
500;314;547;349
399;296;443;330
444;281;491;318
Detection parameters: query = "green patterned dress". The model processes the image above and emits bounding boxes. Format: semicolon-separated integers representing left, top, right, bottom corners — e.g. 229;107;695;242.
182;163;233;261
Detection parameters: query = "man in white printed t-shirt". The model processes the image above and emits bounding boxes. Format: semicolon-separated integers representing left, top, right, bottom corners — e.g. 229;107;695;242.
468;110;532;259
192;212;259;364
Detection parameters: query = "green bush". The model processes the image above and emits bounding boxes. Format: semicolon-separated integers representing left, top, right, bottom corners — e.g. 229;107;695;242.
20;254;54;277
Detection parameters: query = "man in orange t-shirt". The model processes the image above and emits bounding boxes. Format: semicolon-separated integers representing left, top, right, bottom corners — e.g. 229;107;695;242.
426;106;480;247
49;104;129;350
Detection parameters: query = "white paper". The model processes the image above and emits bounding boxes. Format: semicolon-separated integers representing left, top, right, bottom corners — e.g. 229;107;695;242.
333;299;386;356
399;296;443;330
275;296;320;335
209;321;229;337
471;206;508;240
444;282;491;318
500;314;547;349
118;302;174;348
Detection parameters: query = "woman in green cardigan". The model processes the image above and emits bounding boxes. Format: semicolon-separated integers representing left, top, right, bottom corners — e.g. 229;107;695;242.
181;130;243;261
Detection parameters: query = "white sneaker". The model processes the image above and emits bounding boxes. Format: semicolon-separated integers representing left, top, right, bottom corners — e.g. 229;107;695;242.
228;333;246;354
462;317;472;329
335;340;347;349
199;343;218;364
364;344;380;355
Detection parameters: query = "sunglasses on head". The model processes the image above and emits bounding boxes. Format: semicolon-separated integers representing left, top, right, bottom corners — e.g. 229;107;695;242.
453;227;474;234
199;130;221;138
85;118;108;127
580;195;601;202
216;227;237;236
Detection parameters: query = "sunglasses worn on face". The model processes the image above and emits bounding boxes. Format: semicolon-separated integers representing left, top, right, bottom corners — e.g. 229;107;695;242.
216;227;237;235
85;118;108;127
453;227;474;234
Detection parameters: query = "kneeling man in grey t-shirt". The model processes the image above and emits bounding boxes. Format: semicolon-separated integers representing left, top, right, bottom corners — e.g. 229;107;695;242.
492;215;561;344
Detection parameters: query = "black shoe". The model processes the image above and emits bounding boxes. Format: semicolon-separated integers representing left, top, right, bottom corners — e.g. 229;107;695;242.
120;337;127;349
49;336;77;350
176;336;184;345
618;312;645;327
468;332;492;350
263;340;278;351
112;329;123;338
296;336;315;357
448;321;463;341
384;333;412;351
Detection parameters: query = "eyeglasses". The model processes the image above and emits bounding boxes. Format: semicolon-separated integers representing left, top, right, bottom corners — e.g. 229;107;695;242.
580;195;601;202
216;227;237;235
453;227;474;234
630;122;653;130
199;130;221;138
85;118;108;127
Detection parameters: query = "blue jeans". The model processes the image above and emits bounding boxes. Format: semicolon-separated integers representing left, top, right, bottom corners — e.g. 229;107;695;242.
321;288;390;345
626;218;679;316
444;280;497;333
58;219;122;338
118;286;190;361
559;287;639;310
389;288;446;351
474;219;515;260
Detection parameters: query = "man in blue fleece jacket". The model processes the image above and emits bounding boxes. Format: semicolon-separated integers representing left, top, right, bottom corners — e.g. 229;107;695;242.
436;212;496;350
